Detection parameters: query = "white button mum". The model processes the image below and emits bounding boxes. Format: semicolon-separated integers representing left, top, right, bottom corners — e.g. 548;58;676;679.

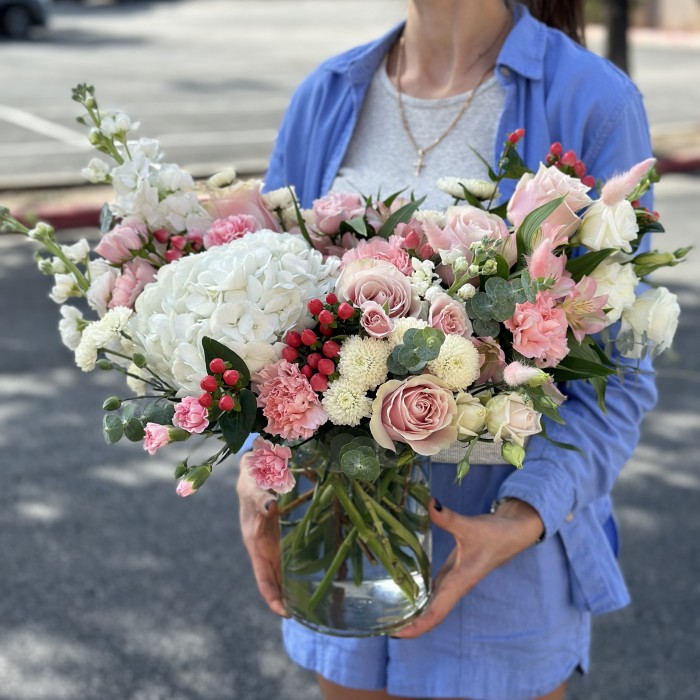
427;334;480;391
337;336;391;392
321;380;373;427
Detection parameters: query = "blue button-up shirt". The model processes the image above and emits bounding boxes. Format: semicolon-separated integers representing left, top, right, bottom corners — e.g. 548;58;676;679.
263;3;657;615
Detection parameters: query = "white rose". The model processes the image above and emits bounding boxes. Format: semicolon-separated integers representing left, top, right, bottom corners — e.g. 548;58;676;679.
58;306;85;351
81;157;111;184
620;287;680;358
589;257;639;323
486;393;542;447
452;392;488;438
575;199;639;253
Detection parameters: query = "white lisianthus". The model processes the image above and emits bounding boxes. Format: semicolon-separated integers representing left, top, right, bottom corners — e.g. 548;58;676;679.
207;168;237;189
620;287;680;358
262;186;296;211
574;199;639;253
486;392;542;446
388;317;428;348
50;273;80;304
589;257;639;323
58;306;85;351
452;392;488;438
81;157;111;184
62;238;91;264
321;379;373;427
427;334;480;390
337;336;390;391
457;283;477;301
437;177;500;202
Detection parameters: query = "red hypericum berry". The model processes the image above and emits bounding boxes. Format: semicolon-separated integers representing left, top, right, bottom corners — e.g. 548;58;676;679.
326;293;338;305
307;299;324;316
581;175;595;188
561;150;577;167
152;229;170;244
319;324;333;337
309;373;329;392
516;128;525;139
200;375;218;393
549;142;563;157
508;132;520;144
282;346;299;363
171;235;187;251
198;392;213;408
209;358;226;374
317;358;335;376
301;364;314;379
307;352;322;370
223;369;240;386
337;303;355;320
284;331;302;348
218;395;235;411
301;329;317;346
573;160;587;178
164;249;183;263
322;340;341;358
318;309;334;325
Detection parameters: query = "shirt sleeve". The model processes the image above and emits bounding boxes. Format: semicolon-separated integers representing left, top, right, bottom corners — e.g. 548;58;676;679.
497;82;658;538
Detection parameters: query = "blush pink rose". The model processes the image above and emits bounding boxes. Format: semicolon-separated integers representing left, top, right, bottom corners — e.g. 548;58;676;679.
108;258;157;310
173;396;209;434
507;163;592;239
335;259;420;319
505;293;570;368
429;292;473;337
359;301;394;338
204;214;260;248
95;219;147;264
342;237;413;276
143;423;171;455
473;337;506;385
312;192;365;235
252;360;328;440
204;179;280;232
370;375;458;456
249;437;295;494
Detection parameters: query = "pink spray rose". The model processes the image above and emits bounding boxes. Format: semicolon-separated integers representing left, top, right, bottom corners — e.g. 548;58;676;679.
335;258;420;319
249;437;295;494
390;220;427;252
341;237;413;276
370;375;458;456
143;423;171;455
252;360;328;440
359;300;394;338
203;179;280;232
507;163;592;239
173;395;209;434
204;214;260;248
505;293;570;368
560;276;608;342
95;219;147;264
312;192;365;235
108;258;157;310
428;291;473;337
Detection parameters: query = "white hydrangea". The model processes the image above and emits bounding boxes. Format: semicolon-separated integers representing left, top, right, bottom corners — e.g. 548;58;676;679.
437;177;500;201
427;334;480;390
337;336;391;391
322;379;373;427
388;317;428;349
130;231;338;395
58;306;85;351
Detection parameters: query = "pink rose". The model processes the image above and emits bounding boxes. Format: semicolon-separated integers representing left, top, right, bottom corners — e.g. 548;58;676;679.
143;423;170;455
312;192;365;235
359;301;394;338
203;179;280;232
95;219;147;264
429;292;473;337
390;220;426;252
507;163;592;239
335;259;420;319
108;258;156;310
204;214;260;248
173;396;209;434
252;360;328;440
341;237;413;276
505;293;570;368
370;375;458;456
249;437;295;494
473;337;506;385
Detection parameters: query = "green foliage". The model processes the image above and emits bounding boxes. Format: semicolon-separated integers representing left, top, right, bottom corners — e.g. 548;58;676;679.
340;447;381;482
102;414;123;444
498;147;532;180
387;327;445;375
377;197;426;239
565;248;616;282
202;336;250;385
218;388;257;454
142;401;175;426
516;197;565;257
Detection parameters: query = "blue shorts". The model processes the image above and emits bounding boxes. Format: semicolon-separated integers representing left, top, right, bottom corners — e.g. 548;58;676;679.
282;463;590;700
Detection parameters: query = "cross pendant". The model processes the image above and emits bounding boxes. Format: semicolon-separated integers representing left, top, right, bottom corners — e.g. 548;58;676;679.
414;149;425;176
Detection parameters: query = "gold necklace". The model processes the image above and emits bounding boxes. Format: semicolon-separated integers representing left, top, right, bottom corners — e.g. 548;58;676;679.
395;21;510;176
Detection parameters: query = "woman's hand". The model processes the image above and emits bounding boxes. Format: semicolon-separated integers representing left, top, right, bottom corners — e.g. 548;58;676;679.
236;452;288;617
394;498;544;639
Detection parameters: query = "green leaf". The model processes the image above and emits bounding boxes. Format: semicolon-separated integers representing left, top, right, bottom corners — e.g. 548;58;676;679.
376;196;426;239
329;432;356;460
99;203;114;234
218;389;257;453
489;296;516;323
457;184;487;209
340;216;368;237
539;422;583;454
202;336;250;385
468;145;498;182
288;187;314;247
470;293;493;320
494;255;511;280
565;248;617;282
499;148;532;180
103;414;123;444
121;403;138;421
142;402;173;425
516;196;565;256
387;348;408;376
484;275;511;299
123;416;146;442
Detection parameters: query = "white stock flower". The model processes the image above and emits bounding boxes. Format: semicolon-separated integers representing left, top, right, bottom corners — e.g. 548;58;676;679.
58;306;85;351
62;239;91;264
156;164;193;194
337;336;390;391
457;283;477;301
27;222;54;241
620;287;680;359
262;186;296;211
81;157;111;184
100;111;137;137
127;138;162;162
589;257;639;323
321;379;373;426
48;257;66;274
50;273;80;304
575;199;639;253
410;258;437;296
427;334;480;390
388;317;428;348
437;177;500;201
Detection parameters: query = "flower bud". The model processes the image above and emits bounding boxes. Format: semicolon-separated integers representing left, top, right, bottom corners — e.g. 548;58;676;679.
482;260;498;275
174;462;187;479
176;464;212;497
132;353;147;369
453;257;469;275
37;258;55;275
457;283;477;301
27;222;55;241
96;359;113;370
102;396;122;411
167;427;191;443
501;442;526;469
467;264;480;278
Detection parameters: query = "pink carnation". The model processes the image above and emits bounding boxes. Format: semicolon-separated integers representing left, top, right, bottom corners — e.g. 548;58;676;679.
204;214;260;248
341;237;413;276
143;423;171;455
95;219;147;264
173;396;209;434
108;258;157;310
249;437;295;494
505;293;570;368
252;360;328;440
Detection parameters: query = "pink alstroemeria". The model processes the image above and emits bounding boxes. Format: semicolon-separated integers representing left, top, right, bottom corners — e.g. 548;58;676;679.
560;276;608;342
526;240;575;299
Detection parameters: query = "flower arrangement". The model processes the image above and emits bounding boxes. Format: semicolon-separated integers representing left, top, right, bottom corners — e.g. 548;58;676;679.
0;85;688;634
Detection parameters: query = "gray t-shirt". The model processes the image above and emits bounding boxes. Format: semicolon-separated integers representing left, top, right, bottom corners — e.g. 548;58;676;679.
331;58;506;209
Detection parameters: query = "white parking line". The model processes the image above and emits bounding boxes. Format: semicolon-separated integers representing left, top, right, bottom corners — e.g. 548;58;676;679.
0;105;89;148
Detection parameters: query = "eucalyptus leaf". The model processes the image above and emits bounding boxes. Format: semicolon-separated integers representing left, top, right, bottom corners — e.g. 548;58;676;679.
123;416;146;442
470;293;493;320
340;449;381;482
121;403;138;421
489;296;516;323
473;318;501;337
103;414;123;444
99;203;114;234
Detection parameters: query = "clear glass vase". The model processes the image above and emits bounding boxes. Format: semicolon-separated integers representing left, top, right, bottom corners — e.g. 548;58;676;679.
278;443;432;637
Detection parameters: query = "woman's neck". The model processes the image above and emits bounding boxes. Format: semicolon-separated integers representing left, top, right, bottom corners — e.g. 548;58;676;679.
387;0;513;99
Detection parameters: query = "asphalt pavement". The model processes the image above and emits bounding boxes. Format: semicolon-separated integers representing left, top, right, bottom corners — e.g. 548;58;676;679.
1;2;700;699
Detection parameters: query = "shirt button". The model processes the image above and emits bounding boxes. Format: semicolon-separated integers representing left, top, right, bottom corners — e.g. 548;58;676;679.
499;66;512;78
565;512;574;522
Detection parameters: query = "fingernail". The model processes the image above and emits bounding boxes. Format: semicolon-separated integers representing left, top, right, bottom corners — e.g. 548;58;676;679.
433;499;443;512
389;635;401;639
264;498;276;512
